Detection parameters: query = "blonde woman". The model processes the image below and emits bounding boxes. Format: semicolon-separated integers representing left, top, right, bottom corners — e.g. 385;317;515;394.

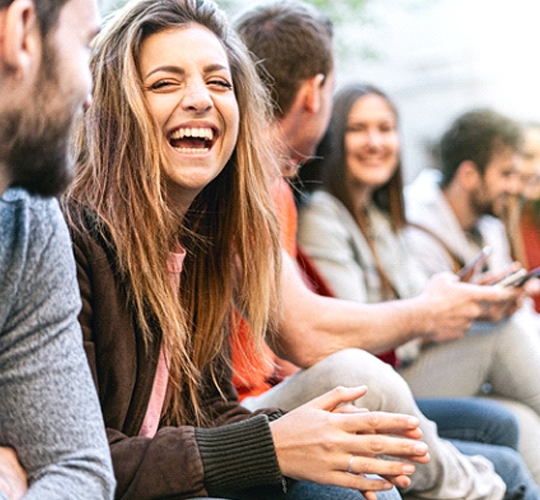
63;1;429;499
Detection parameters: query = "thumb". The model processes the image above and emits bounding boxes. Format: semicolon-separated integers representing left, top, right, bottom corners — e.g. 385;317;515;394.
304;385;368;412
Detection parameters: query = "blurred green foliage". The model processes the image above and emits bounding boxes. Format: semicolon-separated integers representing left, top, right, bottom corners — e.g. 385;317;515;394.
98;0;434;65
217;0;371;22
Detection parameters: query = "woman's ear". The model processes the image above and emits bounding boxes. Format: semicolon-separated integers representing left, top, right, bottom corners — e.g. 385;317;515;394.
0;0;41;78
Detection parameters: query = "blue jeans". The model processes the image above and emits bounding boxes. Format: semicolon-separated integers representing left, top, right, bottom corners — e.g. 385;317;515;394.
230;480;401;500
418;398;538;500
417;397;519;449
453;440;538;500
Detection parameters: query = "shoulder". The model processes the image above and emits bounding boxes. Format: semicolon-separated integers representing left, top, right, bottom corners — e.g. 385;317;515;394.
0;189;84;338
298;191;368;257
64;201;115;266
0;188;66;238
298;191;354;236
0;188;71;276
299;190;350;222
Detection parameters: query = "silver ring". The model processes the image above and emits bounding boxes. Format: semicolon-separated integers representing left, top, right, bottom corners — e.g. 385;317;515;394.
347;455;355;474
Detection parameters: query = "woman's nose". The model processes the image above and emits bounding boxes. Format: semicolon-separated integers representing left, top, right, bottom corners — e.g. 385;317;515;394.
181;81;212;113
366;129;383;147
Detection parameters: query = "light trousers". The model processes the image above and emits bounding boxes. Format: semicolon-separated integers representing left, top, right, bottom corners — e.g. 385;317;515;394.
399;312;540;487
242;349;507;500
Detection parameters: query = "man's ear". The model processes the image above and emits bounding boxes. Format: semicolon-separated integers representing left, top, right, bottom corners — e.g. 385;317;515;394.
0;0;40;77
456;160;481;191
300;73;325;115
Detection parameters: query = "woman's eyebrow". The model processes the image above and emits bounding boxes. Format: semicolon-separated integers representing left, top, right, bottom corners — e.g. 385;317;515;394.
203;63;230;74
144;66;185;79
144;63;230;80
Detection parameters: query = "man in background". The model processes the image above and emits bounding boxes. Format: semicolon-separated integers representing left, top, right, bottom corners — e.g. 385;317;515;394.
232;3;535;499
406;108;540;486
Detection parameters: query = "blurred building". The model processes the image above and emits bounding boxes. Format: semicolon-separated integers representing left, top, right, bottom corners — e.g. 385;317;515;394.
337;0;540;182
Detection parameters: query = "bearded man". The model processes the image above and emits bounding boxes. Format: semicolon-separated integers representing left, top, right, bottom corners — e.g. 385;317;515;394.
0;0;115;497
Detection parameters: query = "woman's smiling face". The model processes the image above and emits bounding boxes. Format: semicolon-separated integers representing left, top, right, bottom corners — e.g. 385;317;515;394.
140;23;239;211
344;93;400;192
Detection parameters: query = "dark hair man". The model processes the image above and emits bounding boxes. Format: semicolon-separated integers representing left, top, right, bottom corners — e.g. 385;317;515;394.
405;109;540;485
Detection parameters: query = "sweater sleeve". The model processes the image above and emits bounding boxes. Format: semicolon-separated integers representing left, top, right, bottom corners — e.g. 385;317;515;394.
0;191;115;499
297;193;371;302
72;226;283;500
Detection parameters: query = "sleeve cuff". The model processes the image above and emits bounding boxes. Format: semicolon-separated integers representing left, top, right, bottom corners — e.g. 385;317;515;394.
195;414;282;495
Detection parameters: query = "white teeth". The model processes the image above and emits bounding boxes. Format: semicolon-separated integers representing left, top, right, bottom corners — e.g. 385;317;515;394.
172;147;210;154
170;127;214;140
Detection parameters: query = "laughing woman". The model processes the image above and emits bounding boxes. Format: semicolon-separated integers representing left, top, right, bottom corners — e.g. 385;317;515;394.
62;1;430;499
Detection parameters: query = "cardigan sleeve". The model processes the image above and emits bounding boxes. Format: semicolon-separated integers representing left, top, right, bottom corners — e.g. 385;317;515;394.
72;227;283;500
297;192;371;302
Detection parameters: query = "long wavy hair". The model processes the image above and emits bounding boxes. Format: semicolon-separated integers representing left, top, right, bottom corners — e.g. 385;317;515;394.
64;0;282;425
322;84;405;232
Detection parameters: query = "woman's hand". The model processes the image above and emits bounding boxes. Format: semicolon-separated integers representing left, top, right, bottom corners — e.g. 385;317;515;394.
0;447;27;500
269;386;429;498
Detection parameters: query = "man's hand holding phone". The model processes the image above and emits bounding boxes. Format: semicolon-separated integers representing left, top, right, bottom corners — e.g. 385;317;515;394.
477;264;540;321
458;246;492;282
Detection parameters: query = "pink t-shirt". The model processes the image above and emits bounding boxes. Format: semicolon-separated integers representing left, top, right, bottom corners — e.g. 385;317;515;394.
138;247;186;438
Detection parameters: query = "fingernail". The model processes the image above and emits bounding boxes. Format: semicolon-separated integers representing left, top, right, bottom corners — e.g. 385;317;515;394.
403;464;415;474
414;443;428;454
407;416;420;426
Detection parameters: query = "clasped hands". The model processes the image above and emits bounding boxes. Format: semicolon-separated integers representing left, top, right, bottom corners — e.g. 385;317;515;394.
270;386;429;500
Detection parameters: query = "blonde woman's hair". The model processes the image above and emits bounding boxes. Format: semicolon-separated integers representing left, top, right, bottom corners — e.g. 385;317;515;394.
64;0;282;426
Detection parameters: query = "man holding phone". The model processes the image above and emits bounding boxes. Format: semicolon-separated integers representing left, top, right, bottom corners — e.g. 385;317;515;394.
406;108;540;486
232;3;540;500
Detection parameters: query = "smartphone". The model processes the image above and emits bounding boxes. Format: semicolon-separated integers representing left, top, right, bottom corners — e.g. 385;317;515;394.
495;268;528;287
513;266;540;287
458;246;492;281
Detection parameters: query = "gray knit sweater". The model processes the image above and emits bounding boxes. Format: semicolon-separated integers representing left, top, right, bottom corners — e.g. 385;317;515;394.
0;188;115;499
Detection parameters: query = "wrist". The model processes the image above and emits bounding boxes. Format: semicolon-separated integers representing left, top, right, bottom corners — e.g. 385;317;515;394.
405;294;434;340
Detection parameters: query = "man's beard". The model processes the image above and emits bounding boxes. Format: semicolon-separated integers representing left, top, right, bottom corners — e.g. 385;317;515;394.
470;179;500;218
471;193;495;218
0;42;77;198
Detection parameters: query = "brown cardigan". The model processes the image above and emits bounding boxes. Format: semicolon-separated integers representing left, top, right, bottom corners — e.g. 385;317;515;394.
69;211;283;499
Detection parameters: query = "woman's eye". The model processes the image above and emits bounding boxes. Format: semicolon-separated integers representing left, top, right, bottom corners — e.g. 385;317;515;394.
208;79;233;90
147;80;177;91
151;81;170;90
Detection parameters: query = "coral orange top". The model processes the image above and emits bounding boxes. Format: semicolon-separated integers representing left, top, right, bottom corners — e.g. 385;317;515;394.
516;206;540;313
231;179;299;401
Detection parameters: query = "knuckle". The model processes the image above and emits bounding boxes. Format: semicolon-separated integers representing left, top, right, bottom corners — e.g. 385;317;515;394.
366;412;381;428
354;456;377;474
332;386;347;399
320;432;341;454
369;435;385;453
